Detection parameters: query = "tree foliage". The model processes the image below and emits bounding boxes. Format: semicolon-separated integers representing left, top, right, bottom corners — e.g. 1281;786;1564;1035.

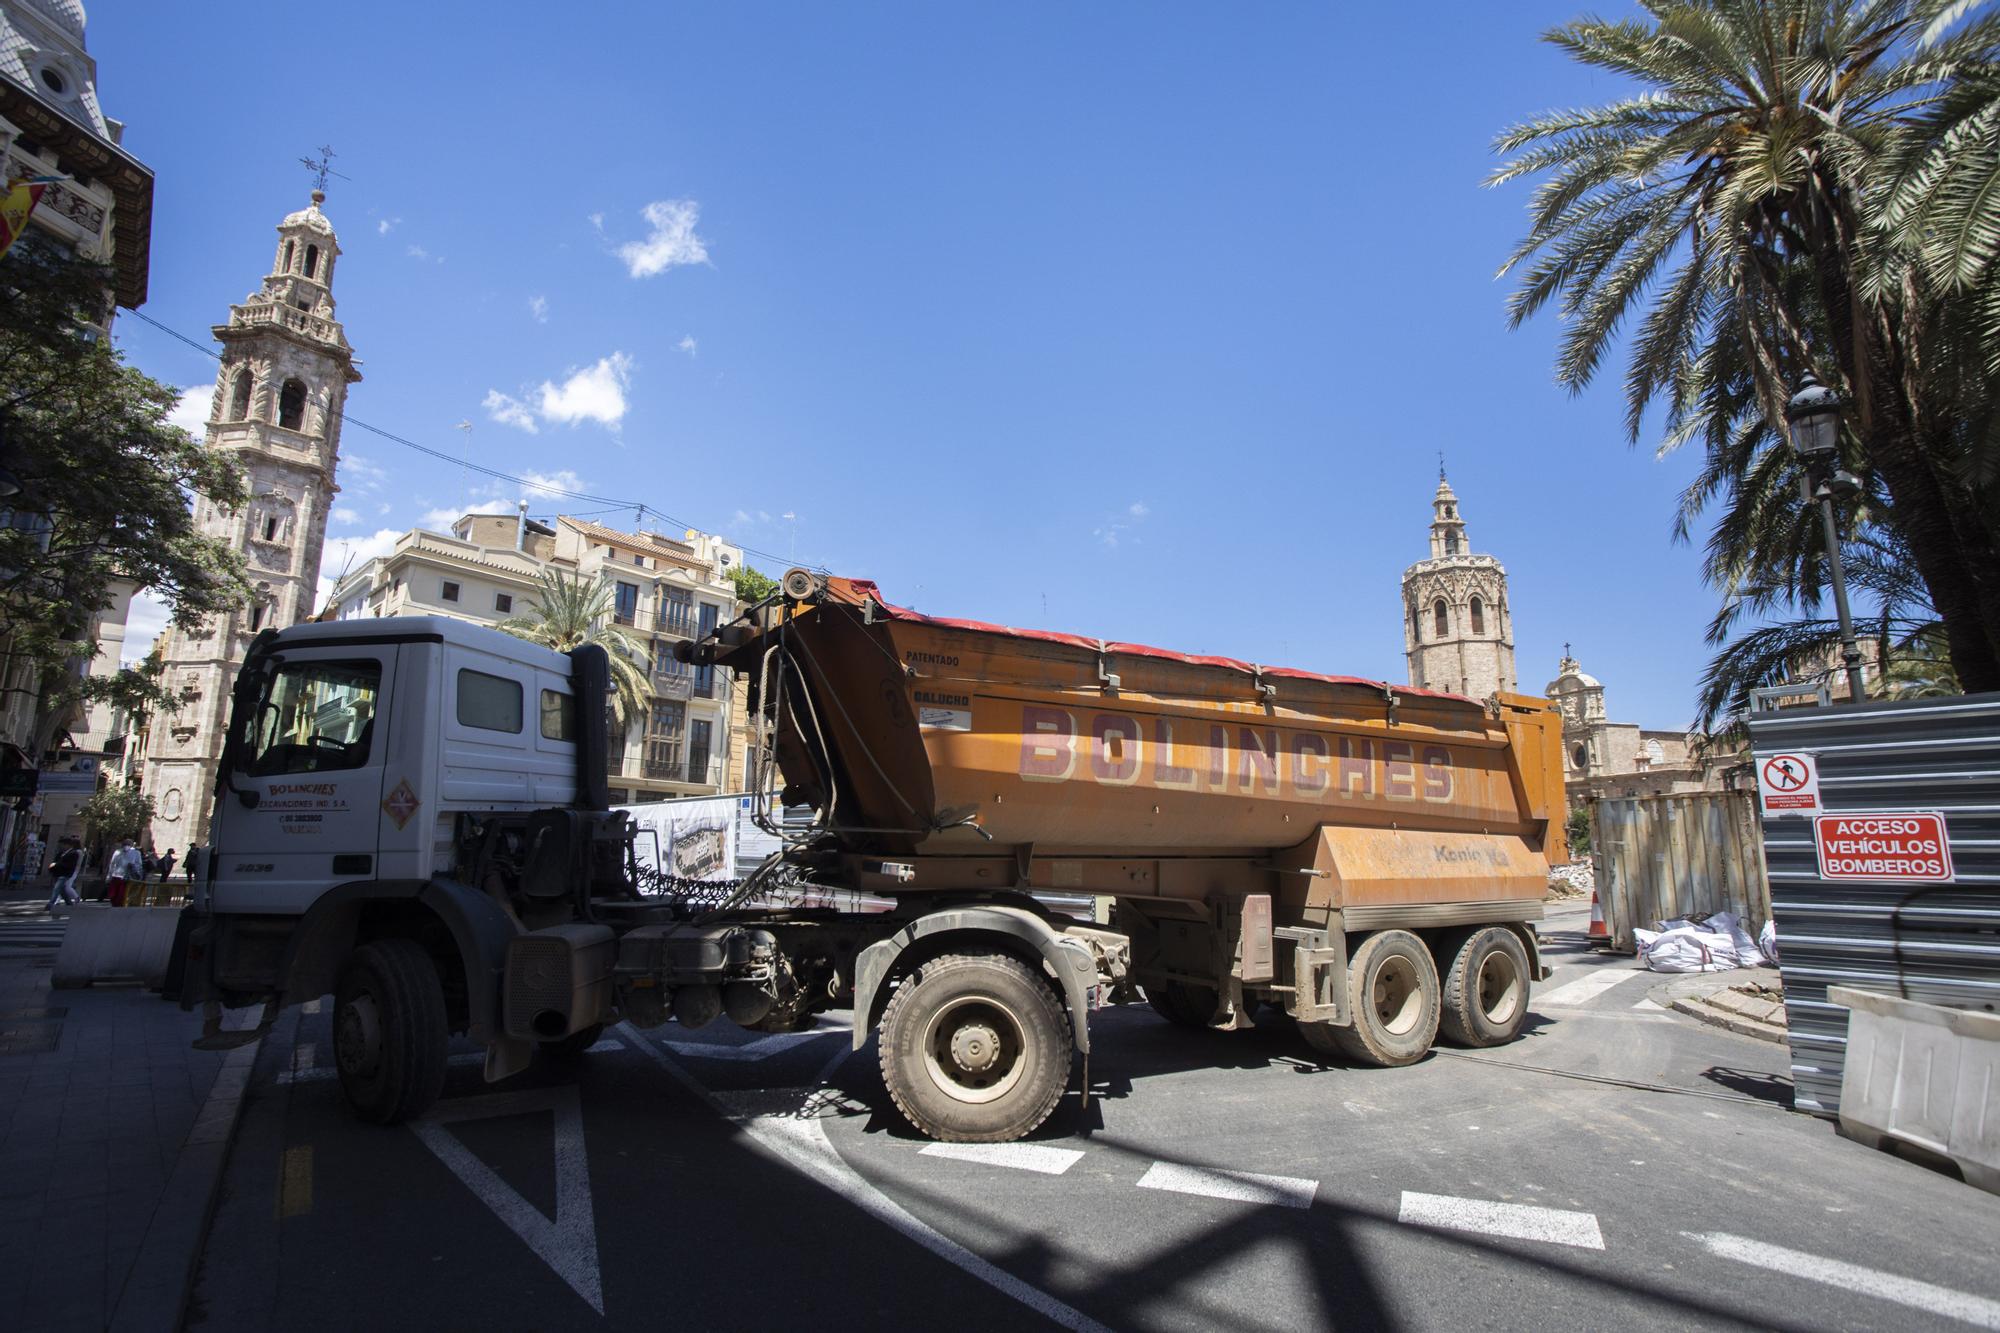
0;243;249;754
78;782;153;854
497;568;651;726
1492;0;2000;700
728;564;778;606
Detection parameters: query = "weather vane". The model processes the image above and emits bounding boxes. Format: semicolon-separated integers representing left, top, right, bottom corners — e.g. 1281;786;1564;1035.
1438;450;1447;482
299;145;348;196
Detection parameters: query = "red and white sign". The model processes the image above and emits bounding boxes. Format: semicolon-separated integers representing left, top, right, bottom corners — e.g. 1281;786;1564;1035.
1813;812;1954;883
1756;752;1821;815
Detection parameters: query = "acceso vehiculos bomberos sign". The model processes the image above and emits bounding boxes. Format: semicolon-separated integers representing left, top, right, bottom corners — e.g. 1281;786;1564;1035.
1812;812;1954;883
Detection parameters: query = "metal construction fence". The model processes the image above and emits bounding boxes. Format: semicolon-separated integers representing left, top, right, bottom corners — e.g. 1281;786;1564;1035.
1748;692;2000;1116
1590;791;1770;954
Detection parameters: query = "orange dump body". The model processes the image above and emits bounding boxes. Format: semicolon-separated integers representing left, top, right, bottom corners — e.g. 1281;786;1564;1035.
720;577;1566;910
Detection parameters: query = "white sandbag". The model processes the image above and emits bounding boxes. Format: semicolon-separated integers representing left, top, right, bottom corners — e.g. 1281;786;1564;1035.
1641;924;1736;973
1759;919;1779;963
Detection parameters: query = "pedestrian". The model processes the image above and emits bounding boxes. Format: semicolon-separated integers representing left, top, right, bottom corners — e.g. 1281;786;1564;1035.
106;837;142;908
141;845;158;881
158;848;177;883
44;836;82;911
185;844;202;885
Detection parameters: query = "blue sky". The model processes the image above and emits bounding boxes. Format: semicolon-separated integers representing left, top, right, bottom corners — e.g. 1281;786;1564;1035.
97;1;1720;728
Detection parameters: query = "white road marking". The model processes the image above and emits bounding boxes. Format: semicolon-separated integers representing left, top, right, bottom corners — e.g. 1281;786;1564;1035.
411;1086;603;1315
1398;1192;1605;1250
1535;968;1647;1008
920;1142;1084;1176
624;1024;1111;1333
1135;1162;1317;1210
1686;1232;2000;1329
1632;996;1667;1011
585;1038;624;1054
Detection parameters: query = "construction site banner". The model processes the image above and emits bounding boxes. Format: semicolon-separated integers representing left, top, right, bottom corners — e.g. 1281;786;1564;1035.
619;796;737;882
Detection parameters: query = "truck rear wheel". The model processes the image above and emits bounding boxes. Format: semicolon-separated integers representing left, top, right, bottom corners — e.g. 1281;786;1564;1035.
1143;981;1216;1028
878;950;1072;1143
1300;929;1440;1067
1438;926;1531;1047
334;939;449;1124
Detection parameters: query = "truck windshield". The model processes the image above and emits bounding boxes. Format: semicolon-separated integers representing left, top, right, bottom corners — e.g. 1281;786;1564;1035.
246;659;381;776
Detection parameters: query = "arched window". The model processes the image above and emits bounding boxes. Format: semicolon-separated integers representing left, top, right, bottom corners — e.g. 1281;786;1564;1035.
228;369;252;421
277;379;306;431
283;240;295;272
1445;534;1460;555
1433;599;1449;639
304;245;319;279
1469;595;1485;635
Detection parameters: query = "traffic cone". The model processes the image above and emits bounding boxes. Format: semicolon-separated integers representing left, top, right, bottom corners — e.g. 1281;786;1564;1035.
1587;888;1611;944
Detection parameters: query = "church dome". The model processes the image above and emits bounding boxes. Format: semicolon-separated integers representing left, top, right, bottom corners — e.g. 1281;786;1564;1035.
279;192;336;237
23;0;86;43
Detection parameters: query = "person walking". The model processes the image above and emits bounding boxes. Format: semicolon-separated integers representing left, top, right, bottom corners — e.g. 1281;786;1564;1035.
158;848;177;883
106;838;142;908
44;837;82;911
185;844;202;886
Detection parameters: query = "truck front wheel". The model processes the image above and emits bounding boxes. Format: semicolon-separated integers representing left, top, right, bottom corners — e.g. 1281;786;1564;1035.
1143;981;1217;1028
1300;929;1440;1068
334;939;449;1124
878;951;1072;1143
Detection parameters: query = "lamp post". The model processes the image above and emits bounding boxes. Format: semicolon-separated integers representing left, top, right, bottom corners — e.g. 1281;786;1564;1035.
1785;372;1869;704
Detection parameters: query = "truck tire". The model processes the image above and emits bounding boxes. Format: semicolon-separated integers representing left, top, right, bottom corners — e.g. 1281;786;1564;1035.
333;939;449;1125
1299;929;1439;1067
1437;926;1531;1048
878;950;1072;1143
1143;981;1216;1028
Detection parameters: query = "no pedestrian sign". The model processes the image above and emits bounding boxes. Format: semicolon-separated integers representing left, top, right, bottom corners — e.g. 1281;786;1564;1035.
1813;812;1954;883
1756;752;1821;815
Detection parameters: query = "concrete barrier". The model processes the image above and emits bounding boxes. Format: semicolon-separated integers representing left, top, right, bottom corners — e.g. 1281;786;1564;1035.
53;905;183;989
1831;985;2000;1195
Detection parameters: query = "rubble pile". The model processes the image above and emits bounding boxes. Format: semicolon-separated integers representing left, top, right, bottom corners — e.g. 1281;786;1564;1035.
1546;861;1594;900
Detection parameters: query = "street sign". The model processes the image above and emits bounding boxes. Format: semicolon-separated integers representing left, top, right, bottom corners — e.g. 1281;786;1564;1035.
0;769;37;798
1756;751;1821;816
1813;812;1954;883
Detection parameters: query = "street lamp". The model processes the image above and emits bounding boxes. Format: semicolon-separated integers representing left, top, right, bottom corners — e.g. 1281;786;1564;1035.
1785;372;1868;704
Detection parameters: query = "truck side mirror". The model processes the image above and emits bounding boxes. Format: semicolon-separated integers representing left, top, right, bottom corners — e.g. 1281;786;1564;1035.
237;788;260;809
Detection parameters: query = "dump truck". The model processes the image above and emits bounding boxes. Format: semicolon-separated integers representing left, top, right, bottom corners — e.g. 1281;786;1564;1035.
175;570;1566;1141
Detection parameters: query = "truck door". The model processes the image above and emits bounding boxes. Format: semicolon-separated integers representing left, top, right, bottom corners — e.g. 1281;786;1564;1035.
209;646;394;914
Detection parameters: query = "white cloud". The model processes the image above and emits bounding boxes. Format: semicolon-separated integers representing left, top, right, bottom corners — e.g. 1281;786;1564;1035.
406;244;430;260
316;527;408;612
482;389;540;434
1093;499;1151;548
342;453;388;492
332;506;360;525
537;353;632;428
588;211;605;231
377;217;401;236
121;590;171;665
677;334;698;356
529;295;549;324
517;468;587;500
420;499;512;530
166;384;210;436
615;199;710;278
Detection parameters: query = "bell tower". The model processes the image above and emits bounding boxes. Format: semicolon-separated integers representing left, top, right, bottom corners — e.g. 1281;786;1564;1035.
1401;471;1517;699
140;187;362;853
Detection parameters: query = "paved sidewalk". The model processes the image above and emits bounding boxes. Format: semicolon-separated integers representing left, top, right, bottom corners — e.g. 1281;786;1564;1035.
1651;967;1789;1045
0;888;258;1333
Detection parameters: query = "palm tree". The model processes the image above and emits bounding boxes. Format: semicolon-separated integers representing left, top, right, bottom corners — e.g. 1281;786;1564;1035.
498;569;651;727
1492;0;2000;692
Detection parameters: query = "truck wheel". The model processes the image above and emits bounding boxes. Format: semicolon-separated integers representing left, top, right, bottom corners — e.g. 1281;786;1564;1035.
1143;981;1216;1028
1299;929;1440;1067
333;939;449;1124
878;951;1072;1143
1438;926;1531;1047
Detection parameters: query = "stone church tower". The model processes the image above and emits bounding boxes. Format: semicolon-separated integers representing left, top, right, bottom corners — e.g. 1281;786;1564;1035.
140;189;361;853
1401;473;1517;699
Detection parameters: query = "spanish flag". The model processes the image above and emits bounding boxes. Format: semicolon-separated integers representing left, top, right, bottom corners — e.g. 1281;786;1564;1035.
0;177;52;263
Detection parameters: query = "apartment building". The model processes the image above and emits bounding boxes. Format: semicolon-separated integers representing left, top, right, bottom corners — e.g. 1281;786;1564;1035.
327;509;742;802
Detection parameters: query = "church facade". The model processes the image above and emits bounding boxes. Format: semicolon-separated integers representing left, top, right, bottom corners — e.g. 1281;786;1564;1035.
1400;474;1517;700
139;189;360;853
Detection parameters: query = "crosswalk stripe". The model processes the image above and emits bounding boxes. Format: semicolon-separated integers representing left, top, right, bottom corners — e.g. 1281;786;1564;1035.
1135;1162;1317;1209
920;1142;1084;1175
1399;1191;1605;1250
1686;1232;2000;1329
1535;968;1647;1008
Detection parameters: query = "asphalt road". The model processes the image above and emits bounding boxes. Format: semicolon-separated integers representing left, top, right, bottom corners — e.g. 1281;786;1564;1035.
188;904;2000;1332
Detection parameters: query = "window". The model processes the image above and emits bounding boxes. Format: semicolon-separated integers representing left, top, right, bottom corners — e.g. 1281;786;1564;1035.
1445;534;1461;555
38;67;65;95
248;603;266;632
659;588;693;636
645;699;684;778
688;719;713;785
283;240;295;273
1469;596;1485;635
1572;743;1589;771
605;701;627;767
243;659;380;776
648;699;685;737
633;553;645;566
614;581;638;625
1433;600;1449;639
494;593;513;613
261;514;281;543
277;379;306;431
441;580;461;603
304;245;319;279
456;669;523;733
229;369;252;420
539;689;576;741
692;602;720;696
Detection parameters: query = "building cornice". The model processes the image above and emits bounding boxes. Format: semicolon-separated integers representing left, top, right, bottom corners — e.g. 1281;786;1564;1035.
0;77;151;307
